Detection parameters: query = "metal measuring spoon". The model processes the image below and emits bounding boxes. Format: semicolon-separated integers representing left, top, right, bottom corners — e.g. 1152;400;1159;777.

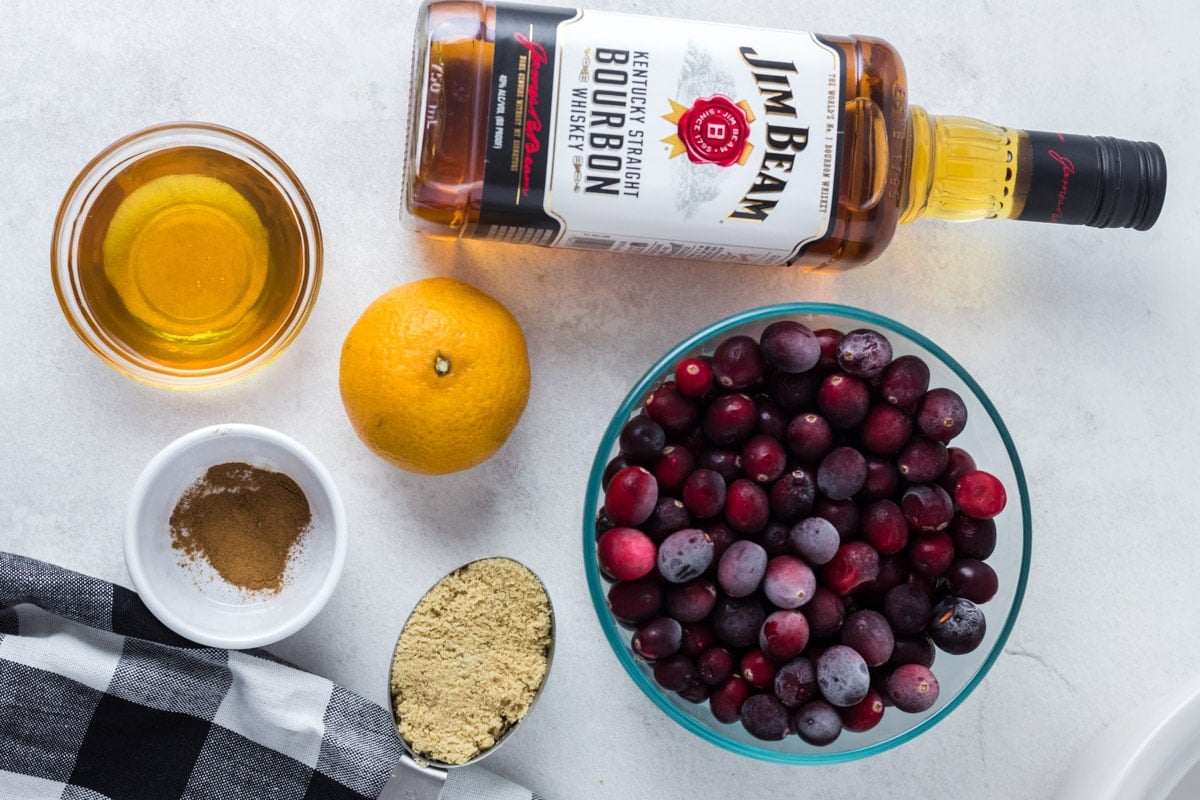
377;558;555;800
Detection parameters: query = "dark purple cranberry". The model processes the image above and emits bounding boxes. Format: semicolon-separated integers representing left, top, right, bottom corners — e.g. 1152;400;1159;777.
724;479;770;534
717;540;768;598
836;329;893;379
607;578;662;625
704;521;738;563
644;497;691;543
755;397;790;440
901;483;955;533
947;558;999;604
773;656;817;707
929;597;987;655
789;516;840;565
675;356;714;397
817;373;870;429
677;678;711;704
916;387;968;443
867;553;910;599
702;393;757;446
880;354;930;412
740;648;778;689
753;520;792;557
665;578;718;623
712;596;766;649
814;328;844;371
883;584;933;636
858;456;900;502
632;617;683;660
768;370;822;411
823;542;880;597
794;700;842;745
740;693;791;741
657;528;714;583
742;434;787;483
909;532;955;578
679;620;715;657
645;381;700;435
619;415;666;464
653;655;696;692
803;587;845;638
697;448;742;484
860;404;913;454
891;635;936;668
841;610;895;667
763;555;817;609
886;663;939;713
712;335;766;391
816;645;870;707
697;647;735;685
785;412;834;464
710;676;752;723
861;499;908;555
955;470;1008;519
759;609;811;661
815;498;860;542
653;445;695;494
840;687;885;732
604;466;658;526
681;468;726;519
897;436;950;483
769;469;817;522
597;527;657;581
817;446;868;500
760;320;821;373
602;455;631;490
938;447;977;494
950;513;997;559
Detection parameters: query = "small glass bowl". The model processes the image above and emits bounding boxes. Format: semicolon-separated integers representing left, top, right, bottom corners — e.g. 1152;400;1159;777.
582;303;1031;764
51;122;322;389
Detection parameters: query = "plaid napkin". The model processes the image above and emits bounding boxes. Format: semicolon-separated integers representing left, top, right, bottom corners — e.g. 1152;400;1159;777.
0;552;402;800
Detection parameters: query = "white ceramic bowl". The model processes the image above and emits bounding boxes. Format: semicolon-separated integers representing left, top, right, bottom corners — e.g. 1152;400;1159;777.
124;423;347;648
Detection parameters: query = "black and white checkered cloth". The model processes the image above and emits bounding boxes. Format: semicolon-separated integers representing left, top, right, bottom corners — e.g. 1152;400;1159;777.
0;552;403;800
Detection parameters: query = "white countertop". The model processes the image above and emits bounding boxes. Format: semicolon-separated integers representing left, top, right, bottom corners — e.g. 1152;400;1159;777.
3;1;1199;797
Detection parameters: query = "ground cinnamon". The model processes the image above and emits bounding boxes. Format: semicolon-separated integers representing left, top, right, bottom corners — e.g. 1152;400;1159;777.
169;462;312;594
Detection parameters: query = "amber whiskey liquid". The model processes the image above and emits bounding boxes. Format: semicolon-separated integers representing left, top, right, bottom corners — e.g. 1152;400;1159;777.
405;1;1165;270
71;146;308;374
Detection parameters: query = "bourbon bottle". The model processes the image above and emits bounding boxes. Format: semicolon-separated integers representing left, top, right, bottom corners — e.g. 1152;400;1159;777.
404;0;1166;270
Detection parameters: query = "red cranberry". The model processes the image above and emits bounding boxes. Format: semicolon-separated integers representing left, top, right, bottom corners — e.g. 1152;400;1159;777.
880;354;930;411
604;466;658;526
742;434;787;483
710;676;753;723
712;335;766;390
897;436;949;483
653;445;695;494
607;578;662;625
955;470;1008;519
675;356;714;397
602;455;631;490
703;393;757;446
860;404;913;454
886;664;939;713
901;483;955;533
597;527;657;581
681;468;725;519
645;380;700;434
760;610;810;661
664;578;718;623
724;479;769;534
697;647;735;685
817;373;870;429
916;387;968;443
785;412;834;463
939;446;978;492
814;328;844;371
802;587;845;638
909;532;955;578
840;687;886;732
680;620;716;657
644;497;690;542
815;498;860;542
697;447;742;484
704;521;738;562
861;499;909;555
823;542;881;596
947;558;999;603
841;609;895;667
859;456;900;502
950;513;997;559
740;648;779;688
773;656;817;707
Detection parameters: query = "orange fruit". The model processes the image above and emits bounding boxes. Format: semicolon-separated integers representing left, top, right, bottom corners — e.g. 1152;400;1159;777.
339;277;530;474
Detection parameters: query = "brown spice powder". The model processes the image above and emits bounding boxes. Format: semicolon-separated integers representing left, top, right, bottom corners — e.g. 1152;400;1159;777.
389;558;552;765
169;462;312;594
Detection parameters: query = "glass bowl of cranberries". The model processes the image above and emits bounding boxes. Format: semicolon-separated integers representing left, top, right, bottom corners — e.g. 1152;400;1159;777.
583;303;1030;763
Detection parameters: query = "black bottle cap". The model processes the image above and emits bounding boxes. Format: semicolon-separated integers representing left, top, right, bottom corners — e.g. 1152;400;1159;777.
1019;132;1167;231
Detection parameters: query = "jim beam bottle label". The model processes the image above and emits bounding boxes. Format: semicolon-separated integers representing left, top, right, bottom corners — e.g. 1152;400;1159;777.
479;2;846;265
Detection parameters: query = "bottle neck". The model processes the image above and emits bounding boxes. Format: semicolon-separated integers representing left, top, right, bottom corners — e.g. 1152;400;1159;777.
899;107;1024;224
900;106;1167;230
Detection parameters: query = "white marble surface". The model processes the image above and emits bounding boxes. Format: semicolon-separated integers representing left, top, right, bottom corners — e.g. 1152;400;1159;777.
2;0;1199;797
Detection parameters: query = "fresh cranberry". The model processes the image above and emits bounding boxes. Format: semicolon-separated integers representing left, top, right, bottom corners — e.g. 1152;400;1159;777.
712;335;766;390
597;527;657;581
817;373;870;429
679;620;716;657
950;513;997;559
697;647;735;685
859;456;900;502
607;578;662;625
644;381;700;435
759;609;811;661
947;558;999;603
653;655;697;692
710;676;753;723
653;445;695;494
742;434;787;483
955;470;1007;519
740;648;779;689
604;466;658;526
785;412;834;463
901;483;955;533
814;328;844;371
697;448;742;484
724;479;769;534
644;498;690;543
823;542;881;596
681;468;725;519
703;393;757;446
897;436;949;483
859;404;913;454
880;354;930;411
675;356;714;397
916;387;968;443
939;446;978;493
768;370;821;411
909;532;955;578
840;687;886;732
815;498;860;542
886;664;939;713
664;578;718;622
802;587;845;638
861;499;909;555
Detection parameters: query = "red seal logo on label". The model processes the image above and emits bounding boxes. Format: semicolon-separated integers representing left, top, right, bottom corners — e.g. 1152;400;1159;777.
663;96;756;168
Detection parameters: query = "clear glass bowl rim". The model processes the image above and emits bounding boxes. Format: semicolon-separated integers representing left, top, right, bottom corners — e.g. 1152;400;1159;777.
582;302;1032;765
50;121;323;389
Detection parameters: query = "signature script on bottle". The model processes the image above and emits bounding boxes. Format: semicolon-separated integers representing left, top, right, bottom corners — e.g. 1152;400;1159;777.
514;31;548;197
1047;149;1076;224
